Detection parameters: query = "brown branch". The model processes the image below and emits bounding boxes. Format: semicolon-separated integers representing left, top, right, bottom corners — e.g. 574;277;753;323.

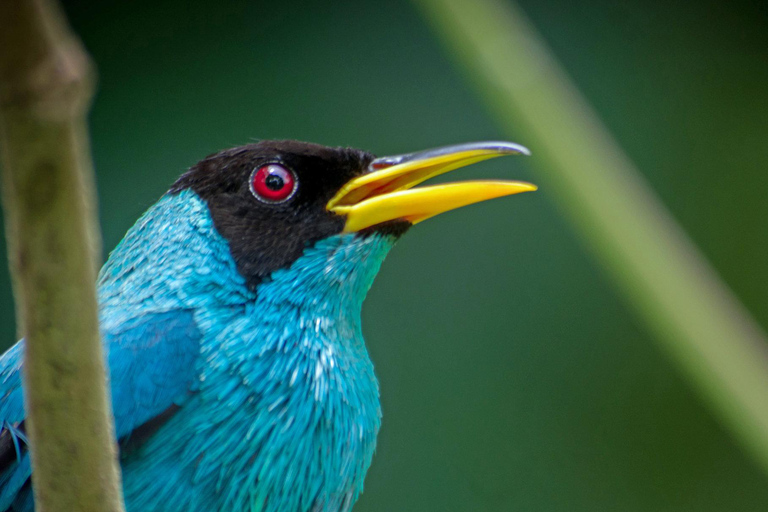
0;0;125;511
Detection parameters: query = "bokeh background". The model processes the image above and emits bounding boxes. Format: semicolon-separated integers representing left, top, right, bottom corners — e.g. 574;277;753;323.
2;0;768;510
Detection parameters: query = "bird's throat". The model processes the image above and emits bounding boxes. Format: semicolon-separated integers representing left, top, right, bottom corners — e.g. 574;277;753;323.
256;232;397;330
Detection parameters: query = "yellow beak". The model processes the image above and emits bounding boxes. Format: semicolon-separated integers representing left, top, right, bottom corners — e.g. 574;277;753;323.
327;141;537;232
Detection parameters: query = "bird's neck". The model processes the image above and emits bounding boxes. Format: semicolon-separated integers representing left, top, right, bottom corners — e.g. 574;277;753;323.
98;191;254;327
98;190;396;350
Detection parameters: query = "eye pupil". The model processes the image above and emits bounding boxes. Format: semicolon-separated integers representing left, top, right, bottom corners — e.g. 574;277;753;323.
250;163;297;203
264;174;284;191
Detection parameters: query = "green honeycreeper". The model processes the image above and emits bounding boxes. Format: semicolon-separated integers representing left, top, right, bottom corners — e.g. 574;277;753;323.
0;140;534;511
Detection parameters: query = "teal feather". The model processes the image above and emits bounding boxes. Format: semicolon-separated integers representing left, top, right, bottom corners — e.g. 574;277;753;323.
0;190;394;512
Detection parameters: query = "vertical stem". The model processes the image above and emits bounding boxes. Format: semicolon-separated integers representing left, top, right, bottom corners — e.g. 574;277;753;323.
415;0;768;476
0;0;125;511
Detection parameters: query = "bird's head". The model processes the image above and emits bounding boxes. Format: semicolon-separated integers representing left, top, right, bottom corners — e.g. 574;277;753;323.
169;139;535;294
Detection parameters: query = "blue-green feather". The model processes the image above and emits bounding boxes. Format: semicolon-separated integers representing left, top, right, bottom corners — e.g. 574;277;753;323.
0;189;394;512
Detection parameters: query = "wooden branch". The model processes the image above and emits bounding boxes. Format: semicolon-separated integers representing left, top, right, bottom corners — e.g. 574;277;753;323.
0;0;126;511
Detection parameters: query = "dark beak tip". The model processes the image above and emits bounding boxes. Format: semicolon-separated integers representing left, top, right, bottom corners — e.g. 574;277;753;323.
493;141;531;156
516;146;532;157
369;140;531;172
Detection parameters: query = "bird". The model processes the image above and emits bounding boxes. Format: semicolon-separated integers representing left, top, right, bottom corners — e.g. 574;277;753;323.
0;139;534;512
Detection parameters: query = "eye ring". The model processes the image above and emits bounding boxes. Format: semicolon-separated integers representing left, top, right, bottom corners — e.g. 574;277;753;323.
249;163;298;204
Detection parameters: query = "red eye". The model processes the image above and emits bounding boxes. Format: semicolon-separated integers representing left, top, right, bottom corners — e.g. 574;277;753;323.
250;163;297;203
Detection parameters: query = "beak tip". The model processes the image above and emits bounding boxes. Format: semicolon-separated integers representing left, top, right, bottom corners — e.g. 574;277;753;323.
496;141;531;157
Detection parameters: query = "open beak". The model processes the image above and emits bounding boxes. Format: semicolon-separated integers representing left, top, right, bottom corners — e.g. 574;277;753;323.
327;141;537;233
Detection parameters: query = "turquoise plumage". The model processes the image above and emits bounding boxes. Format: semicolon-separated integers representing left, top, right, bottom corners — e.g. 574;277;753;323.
0;191;391;512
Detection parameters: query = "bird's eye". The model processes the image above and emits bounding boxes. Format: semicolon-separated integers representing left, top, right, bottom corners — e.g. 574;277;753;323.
250;163;297;203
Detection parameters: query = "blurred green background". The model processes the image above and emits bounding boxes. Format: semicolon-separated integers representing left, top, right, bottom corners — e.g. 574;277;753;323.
3;0;768;510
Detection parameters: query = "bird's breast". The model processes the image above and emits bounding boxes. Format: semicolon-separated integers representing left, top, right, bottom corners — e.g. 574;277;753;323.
123;311;382;512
